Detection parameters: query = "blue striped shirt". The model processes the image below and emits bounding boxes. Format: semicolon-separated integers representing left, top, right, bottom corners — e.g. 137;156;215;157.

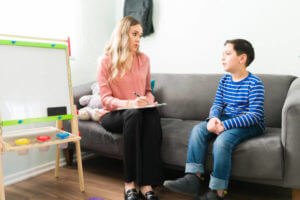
208;72;265;131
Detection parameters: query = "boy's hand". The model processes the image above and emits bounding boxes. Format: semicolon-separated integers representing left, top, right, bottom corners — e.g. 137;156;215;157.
214;123;225;135
207;117;221;132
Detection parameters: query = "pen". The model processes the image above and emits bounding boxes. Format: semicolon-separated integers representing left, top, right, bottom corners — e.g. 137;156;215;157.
133;92;149;104
133;92;141;97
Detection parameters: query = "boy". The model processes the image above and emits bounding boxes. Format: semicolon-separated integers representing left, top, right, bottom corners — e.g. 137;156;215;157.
163;39;265;200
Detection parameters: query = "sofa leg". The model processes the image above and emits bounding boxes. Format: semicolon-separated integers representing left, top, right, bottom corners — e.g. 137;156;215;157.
293;189;300;200
63;148;74;166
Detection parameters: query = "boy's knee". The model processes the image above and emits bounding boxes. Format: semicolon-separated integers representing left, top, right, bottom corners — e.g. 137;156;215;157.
199;121;208;130
213;136;232;152
190;122;208;138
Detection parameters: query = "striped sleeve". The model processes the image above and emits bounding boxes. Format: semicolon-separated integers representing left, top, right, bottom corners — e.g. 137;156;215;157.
207;77;226;121
222;80;265;130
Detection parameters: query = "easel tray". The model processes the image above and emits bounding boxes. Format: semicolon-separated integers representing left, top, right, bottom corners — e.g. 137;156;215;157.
2;126;80;151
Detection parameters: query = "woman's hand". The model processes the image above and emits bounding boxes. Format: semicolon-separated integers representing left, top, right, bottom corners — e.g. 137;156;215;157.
128;96;149;107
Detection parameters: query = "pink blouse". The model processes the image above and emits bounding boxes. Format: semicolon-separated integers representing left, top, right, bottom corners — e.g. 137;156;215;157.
97;52;154;120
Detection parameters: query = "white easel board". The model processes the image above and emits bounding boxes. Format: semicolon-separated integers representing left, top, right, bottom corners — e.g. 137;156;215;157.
0;40;72;124
0;36;85;200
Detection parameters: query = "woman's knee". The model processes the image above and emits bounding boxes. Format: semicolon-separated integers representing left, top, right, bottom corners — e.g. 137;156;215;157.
144;108;159;115
124;109;143;120
143;108;160;122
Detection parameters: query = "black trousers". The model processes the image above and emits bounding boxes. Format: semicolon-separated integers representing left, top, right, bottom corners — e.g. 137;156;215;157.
101;108;164;186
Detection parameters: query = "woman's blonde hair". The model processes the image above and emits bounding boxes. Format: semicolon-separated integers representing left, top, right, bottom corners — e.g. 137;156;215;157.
104;16;142;82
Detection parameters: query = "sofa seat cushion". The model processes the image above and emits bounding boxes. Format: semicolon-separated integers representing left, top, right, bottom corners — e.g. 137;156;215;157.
160;118;199;167
160;118;283;180
64;118;283;181
64;120;124;157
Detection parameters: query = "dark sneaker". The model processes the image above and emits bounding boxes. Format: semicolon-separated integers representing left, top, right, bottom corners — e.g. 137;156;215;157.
163;174;203;196
195;190;225;200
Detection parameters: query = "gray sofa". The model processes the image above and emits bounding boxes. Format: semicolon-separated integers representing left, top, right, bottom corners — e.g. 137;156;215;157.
63;73;300;191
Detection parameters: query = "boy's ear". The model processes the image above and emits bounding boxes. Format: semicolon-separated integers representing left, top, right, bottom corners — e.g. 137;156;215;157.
239;54;247;65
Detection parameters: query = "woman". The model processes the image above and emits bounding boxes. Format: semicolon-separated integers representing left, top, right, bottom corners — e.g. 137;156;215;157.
98;16;163;200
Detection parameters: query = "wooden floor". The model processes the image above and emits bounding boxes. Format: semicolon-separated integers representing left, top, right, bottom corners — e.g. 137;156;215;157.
5;156;291;200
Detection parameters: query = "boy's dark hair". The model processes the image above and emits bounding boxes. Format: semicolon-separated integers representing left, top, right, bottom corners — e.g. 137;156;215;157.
225;39;255;67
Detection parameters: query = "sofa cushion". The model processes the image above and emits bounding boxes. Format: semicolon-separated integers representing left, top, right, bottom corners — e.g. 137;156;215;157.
63;117;283;181
160;118;283;180
63;120;123;157
230;127;283;180
152;74;222;121
259;74;296;128
160;118;199;167
152;73;296;128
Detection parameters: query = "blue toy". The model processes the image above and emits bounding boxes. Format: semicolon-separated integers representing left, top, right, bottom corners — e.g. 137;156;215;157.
56;132;69;139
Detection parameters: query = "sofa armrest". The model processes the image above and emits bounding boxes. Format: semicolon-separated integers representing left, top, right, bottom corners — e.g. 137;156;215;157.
281;77;300;188
72;81;95;109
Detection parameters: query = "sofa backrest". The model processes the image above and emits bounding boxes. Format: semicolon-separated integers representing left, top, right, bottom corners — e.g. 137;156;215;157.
152;73;296;128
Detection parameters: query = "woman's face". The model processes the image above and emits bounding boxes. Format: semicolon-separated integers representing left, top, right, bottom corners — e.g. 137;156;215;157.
128;24;143;52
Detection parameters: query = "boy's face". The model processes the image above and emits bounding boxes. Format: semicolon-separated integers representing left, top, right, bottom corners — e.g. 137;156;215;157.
222;43;247;73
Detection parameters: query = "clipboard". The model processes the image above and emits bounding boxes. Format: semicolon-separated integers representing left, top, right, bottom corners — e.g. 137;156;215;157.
115;103;167;111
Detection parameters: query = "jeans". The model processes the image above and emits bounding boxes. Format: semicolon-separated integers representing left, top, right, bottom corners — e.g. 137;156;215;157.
185;115;263;190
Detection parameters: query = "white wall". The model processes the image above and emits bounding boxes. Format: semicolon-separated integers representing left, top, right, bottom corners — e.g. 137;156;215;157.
0;0;116;86
117;0;300;76
71;0;117;86
0;0;117;181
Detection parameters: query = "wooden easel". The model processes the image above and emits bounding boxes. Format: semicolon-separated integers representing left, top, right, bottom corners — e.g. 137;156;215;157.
0;34;85;200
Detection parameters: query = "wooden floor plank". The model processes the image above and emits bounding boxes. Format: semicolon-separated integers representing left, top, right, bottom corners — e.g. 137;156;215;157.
4;156;292;200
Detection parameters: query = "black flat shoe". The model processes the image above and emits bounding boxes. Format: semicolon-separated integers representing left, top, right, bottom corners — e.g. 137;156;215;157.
124;188;138;200
139;191;159;200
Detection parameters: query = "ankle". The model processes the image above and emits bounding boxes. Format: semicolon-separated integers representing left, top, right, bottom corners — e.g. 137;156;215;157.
217;190;223;197
140;185;153;195
124;182;135;192
194;173;205;181
216;190;226;198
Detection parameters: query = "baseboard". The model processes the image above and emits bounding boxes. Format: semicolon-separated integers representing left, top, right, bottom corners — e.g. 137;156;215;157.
4;152;94;186
4;158;66;186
